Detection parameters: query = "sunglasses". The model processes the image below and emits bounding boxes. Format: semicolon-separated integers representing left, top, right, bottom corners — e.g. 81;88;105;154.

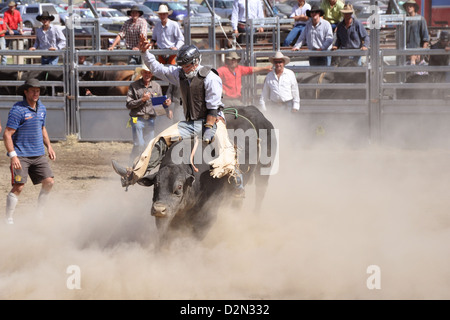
273;60;284;64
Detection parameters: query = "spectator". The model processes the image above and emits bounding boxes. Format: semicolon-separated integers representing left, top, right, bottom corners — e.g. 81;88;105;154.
0;14;7;65
29;11;66;65
148;4;185;65
4;1;23;36
283;0;311;47
3;79;56;225
429;31;450;83
320;0;344;32
108;5;148;65
404;0;429;49
403;0;429;65
231;0;265;44
217;51;272;106
77;55;94;95
77;54;93;77
331;4;369;65
292;5;333;66
259;51;300;113
126;64;172;162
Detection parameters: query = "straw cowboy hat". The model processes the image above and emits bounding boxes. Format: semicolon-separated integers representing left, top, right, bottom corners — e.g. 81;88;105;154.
127;5;144;16
17;79;45;96
402;0;419;12
225;52;241;61
156;4;173;15
306;4;324;17
269;51;290;65
8;1;17;7
36;11;55;22
340;4;354;14
135;64;151;74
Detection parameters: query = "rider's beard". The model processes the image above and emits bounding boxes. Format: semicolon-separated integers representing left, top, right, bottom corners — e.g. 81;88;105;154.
184;57;201;79
185;66;199;79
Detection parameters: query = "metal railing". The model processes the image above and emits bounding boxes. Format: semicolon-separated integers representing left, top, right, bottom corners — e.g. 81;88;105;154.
0;2;449;147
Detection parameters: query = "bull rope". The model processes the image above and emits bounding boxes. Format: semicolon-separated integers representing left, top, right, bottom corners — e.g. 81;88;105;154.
190;135;200;173
222;108;259;139
222;107;260;185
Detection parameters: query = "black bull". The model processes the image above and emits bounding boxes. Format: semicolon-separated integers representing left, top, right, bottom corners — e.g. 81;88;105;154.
137;105;277;245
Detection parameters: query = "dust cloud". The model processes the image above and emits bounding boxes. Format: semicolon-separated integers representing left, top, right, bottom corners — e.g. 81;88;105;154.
1;111;450;300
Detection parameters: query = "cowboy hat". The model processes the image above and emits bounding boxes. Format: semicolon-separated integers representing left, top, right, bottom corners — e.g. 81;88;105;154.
17;78;45;96
8;1;16;7
306;4;324;17
36;11;55;22
225;52;241;61
155;4;173;15
340;4;354;14
127;5;144;16
135;64;152;74
402;0;419;12
269;51;290;65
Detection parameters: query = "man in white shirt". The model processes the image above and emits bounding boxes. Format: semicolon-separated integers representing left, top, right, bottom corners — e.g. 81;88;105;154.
283;0;311;47
259;51;300;113
149;4;185;65
231;0;265;44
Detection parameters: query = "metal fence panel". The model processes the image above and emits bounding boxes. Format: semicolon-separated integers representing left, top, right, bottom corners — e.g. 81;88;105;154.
0;96;66;141
78;97;132;142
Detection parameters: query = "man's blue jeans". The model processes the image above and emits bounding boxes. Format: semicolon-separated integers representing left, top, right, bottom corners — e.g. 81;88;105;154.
283;24;305;47
41;56;59;65
131;116;155;162
309;56;328;66
177;120;216;139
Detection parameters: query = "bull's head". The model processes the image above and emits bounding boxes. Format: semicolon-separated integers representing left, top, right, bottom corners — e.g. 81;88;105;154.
137;165;195;219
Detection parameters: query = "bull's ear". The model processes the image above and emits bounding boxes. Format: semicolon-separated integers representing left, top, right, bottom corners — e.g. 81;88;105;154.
186;174;195;187
137;173;157;187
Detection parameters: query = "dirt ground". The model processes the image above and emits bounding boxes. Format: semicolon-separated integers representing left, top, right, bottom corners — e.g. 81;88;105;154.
1;115;450;300
0;135;133;210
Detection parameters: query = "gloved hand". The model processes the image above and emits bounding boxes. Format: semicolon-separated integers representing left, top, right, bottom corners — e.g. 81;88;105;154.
203;126;215;143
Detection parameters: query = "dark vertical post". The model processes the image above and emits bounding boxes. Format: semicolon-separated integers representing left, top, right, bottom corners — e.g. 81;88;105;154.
368;0;381;144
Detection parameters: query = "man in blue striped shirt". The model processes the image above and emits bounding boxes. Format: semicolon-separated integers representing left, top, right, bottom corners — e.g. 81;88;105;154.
3;79;56;225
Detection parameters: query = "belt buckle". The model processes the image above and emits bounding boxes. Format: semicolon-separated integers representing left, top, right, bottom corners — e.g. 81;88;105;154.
143;114;150;120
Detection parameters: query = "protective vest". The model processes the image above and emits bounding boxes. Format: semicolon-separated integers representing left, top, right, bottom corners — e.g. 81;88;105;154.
179;66;217;121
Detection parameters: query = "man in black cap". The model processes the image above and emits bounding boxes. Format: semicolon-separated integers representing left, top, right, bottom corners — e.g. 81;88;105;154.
108;5;148;64
29;11;66;65
291;4;333;66
3;79;56;225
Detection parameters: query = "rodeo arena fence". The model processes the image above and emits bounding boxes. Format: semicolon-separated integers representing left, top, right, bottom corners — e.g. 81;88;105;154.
0;0;449;149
